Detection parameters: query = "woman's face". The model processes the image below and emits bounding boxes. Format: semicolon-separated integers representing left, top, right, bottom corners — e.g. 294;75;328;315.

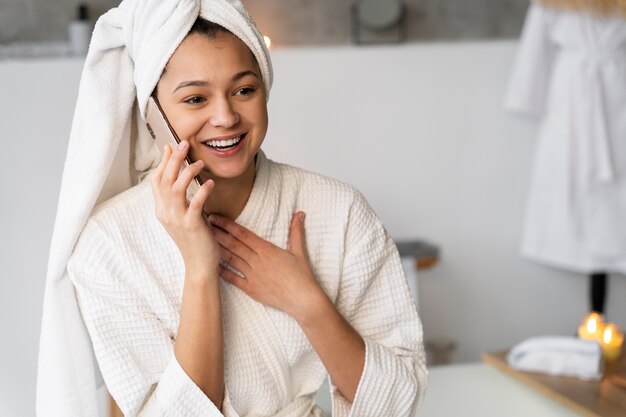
155;31;268;181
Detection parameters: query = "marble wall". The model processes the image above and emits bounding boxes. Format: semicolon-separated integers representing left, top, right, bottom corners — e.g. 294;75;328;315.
1;0;530;45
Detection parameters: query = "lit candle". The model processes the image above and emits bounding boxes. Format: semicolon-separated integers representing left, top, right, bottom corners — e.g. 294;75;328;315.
577;312;605;341
263;35;272;49
599;323;624;361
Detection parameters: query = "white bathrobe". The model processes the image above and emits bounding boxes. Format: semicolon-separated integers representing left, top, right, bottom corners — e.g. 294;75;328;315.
66;151;427;417
505;2;626;273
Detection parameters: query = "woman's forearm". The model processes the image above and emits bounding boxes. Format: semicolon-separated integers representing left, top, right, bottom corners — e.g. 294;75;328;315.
174;273;224;409
296;291;366;403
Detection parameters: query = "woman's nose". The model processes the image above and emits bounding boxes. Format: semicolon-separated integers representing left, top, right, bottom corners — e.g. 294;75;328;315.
209;97;239;128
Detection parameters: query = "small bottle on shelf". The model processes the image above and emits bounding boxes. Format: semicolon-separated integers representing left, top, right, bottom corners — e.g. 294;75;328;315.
68;3;92;56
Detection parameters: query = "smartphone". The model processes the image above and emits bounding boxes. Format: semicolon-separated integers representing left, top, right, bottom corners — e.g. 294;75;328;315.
145;96;203;199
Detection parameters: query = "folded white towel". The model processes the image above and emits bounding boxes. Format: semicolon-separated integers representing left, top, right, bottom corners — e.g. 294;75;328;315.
35;1;272;416
507;336;603;381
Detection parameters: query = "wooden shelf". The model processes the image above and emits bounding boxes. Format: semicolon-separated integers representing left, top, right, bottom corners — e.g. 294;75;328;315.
482;348;626;417
395;240;440;271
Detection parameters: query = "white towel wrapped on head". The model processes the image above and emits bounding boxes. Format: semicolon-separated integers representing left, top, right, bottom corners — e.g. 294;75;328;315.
507;336;603;381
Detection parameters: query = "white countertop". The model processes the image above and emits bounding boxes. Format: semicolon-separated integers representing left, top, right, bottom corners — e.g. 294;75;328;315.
418;363;580;416
313;362;579;416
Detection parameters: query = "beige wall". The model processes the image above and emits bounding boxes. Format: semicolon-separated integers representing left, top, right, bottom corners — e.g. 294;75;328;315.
1;0;529;45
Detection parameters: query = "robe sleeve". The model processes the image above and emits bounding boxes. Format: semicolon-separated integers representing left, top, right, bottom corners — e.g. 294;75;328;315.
504;2;556;118
329;191;428;417
67;219;239;417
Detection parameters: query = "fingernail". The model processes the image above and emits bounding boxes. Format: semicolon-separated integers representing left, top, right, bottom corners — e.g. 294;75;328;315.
178;141;188;150
300;212;306;222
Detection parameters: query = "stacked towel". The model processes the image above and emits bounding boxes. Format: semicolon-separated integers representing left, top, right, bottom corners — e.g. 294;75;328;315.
507;336;603;380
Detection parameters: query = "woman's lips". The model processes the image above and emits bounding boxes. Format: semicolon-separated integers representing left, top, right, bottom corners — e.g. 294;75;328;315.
201;133;246;158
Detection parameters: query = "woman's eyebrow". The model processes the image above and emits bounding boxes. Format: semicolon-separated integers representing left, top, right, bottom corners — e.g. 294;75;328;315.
232;70;259;82
172;80;208;93
172;70;260;93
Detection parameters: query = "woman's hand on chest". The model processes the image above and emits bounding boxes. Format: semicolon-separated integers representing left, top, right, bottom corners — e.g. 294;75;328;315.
208;211;326;322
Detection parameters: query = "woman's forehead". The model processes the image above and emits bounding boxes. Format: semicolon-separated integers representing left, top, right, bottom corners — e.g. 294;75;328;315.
164;32;259;81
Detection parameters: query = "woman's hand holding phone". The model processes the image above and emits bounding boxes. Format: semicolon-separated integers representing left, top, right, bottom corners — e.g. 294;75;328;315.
151;141;220;282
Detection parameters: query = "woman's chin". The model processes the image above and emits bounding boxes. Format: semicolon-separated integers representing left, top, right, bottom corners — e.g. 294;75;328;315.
200;161;253;182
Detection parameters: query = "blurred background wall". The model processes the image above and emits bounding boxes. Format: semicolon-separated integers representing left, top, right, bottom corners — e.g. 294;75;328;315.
1;0;529;45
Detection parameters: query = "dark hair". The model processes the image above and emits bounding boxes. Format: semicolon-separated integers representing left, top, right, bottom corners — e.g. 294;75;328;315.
188;17;230;39
152;18;231;97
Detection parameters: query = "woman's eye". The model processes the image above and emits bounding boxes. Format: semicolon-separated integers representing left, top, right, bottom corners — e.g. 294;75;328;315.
235;87;255;96
184;96;205;105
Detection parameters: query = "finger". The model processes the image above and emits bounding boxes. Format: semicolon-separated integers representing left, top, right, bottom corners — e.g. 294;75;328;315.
188;178;214;217
171;159;204;214
288;211;308;258
213;227;256;266
151;144;172;188
208;214;264;253
219;265;249;291
150;145;173;218
162;140;189;185
216;240;252;277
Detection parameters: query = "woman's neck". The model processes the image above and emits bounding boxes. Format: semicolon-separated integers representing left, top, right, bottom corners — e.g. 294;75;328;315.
200;156;257;221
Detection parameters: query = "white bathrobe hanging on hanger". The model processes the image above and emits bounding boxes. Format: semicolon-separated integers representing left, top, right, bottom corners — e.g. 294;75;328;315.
505;1;626;274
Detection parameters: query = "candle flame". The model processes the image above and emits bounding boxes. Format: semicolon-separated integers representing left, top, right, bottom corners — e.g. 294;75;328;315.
263;35;271;49
587;317;597;333
603;326;613;344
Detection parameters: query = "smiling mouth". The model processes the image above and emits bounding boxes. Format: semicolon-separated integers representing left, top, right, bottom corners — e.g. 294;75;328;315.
202;134;244;150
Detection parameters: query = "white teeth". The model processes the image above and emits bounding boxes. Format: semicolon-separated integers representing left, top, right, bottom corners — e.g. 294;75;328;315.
204;135;242;148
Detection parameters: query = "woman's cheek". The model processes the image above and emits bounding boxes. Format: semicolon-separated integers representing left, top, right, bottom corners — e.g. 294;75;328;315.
178;114;207;141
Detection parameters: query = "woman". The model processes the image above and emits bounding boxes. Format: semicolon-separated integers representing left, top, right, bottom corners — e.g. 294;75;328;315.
36;1;427;416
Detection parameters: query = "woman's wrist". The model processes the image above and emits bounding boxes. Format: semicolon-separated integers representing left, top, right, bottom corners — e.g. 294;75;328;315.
184;262;220;286
290;287;334;328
